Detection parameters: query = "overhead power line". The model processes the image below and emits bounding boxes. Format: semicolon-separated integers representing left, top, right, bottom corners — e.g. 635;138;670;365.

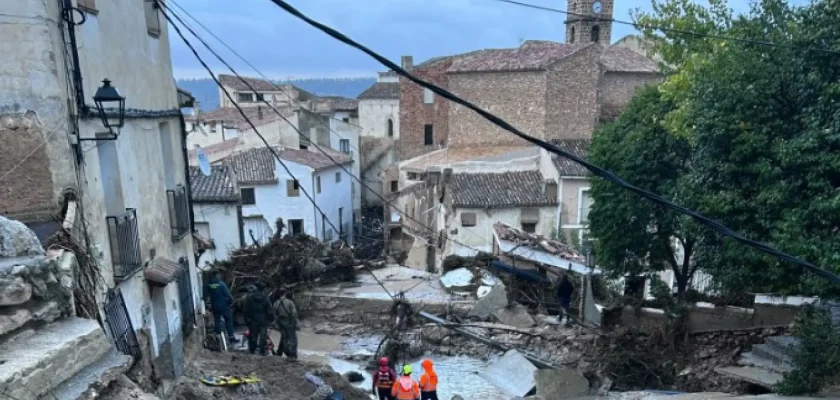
266;0;840;285
160;1;493;255
489;0;840;56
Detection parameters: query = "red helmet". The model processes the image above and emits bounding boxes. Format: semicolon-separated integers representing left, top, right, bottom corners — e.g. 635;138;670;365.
379;357;389;366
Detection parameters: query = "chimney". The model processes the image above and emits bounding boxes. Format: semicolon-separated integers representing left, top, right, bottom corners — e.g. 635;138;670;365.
545;181;558;199
401;55;413;70
257;106;263;119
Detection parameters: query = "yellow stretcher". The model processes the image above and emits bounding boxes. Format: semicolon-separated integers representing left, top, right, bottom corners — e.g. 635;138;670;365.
199;375;261;386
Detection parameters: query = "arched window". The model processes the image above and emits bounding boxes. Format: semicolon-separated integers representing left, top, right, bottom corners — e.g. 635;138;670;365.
570;27;576;44
591;25;600;43
387;118;394;137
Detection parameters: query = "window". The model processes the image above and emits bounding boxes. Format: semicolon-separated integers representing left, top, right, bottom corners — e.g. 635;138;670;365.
591;25;601;43
423;88;434;104
144;0;161;36
387;119;394;137
522;223;537;233
579;189;593;224
78;0;97;13
424;124;434;146
461;212;477;227
335;172;341;183
342;117;350;123
256;93;265;102
316;176;322;193
390;180;398;193
299;144;309;150
210;122;217;133
286;180;300;197
570;26;575;43
407;172;418;180
339;139;350;154
238;93;254;102
241;188;256;205
289;219;304;235
158;122;175;189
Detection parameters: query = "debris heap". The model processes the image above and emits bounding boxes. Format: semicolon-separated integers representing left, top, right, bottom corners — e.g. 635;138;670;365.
494;222;583;262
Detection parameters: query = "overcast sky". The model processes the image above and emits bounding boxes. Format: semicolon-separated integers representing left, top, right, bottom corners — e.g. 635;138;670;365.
168;0;757;79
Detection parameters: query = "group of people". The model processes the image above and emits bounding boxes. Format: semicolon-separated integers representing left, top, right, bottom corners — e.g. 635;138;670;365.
203;271;300;358
373;357;439;400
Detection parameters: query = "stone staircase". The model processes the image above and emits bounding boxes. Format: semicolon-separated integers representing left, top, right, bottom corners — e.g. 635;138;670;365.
715;335;798;390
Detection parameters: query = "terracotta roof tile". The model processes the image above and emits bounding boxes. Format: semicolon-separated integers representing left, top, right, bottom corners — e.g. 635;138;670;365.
315;96;359;111
602;45;659;73
278;147;353;171
449;170;558;208
357;82;400;100
189;165;239;202
219;74;292;92
223;147;354;184
448;42;586;73
188;138;241;165
551;139;591;177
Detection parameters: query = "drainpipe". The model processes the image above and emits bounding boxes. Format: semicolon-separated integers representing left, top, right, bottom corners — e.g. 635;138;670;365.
178;113;198;264
62;0;87;113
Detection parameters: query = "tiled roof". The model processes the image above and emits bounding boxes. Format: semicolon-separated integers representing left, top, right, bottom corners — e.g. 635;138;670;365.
357;82;400;100
448;42;586;73
278;147;353;171
494;222;584;262
189;165;239;202
449;170;558;208
219;74;287;92
188;138;241;165
602;45;659;73
551;139;591;177
199;106;295;123
224;147;279;184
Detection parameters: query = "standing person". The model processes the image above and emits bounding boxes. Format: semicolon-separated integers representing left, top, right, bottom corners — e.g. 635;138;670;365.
203;271;238;343
391;365;420;400
273;290;300;360
244;283;272;355
372;357;397;400
418;359;439;400
556;274;574;323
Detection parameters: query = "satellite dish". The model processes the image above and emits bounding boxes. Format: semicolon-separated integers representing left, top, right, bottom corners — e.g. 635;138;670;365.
196;147;211;176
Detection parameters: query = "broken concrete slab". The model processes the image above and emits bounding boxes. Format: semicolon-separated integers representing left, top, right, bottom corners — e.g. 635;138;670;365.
715;366;783;389
0;308;32;336
0;276;33;305
0;216;45;257
440;268;475;291
494;304;536;328
534;369;590;400
469;282;508;319
44;347;133;400
478;349;537;397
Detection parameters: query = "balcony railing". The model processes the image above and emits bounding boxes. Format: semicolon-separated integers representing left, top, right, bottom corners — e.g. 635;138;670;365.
107;209;142;282
167;185;191;240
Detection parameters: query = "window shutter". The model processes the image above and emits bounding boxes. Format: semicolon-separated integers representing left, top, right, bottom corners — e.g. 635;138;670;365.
460;212;477;227
520;208;540;223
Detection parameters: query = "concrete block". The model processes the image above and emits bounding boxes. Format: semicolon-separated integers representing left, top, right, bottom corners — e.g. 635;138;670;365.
42;347;133;400
494;304;536;328
0;276;33;305
534;369;590;400
715;366;783;389
0;308;32;336
0;317;112;399
478;349;537;397
468;282;507;319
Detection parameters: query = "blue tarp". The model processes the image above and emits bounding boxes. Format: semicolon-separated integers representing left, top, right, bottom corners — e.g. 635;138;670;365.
489;260;551;284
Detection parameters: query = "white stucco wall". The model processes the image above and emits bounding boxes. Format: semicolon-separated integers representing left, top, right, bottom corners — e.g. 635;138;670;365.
362;148;394;206
359;99;400;139
241;160;317;237
186;122;236;149
313;165;354;244
448;206;557;256
328;117;361;215
193;202;241;270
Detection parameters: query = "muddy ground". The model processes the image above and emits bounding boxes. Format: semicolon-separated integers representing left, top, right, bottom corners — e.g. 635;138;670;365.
169;349;370;400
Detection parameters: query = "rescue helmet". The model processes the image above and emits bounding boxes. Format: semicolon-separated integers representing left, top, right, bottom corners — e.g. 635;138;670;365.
402;365;412;375
379;357;389;366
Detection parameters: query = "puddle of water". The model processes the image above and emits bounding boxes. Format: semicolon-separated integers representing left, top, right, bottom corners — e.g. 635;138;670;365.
400;355;509;400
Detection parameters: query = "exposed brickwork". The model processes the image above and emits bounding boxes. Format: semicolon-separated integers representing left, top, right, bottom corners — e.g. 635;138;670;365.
598;72;661;123
546;45;603;141
448;71;546;147
398;60;451;160
0;111;57;221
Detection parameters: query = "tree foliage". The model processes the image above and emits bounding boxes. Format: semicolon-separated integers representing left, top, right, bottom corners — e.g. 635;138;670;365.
588;85;698;296
600;0;840;297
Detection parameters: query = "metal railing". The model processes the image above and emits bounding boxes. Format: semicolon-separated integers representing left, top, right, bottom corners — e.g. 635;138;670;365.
176;258;196;338
107;209;142;281
104;289;142;361
167;185;191;240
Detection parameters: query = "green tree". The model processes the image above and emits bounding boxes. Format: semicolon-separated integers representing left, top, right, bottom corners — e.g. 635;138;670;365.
588;85;699;297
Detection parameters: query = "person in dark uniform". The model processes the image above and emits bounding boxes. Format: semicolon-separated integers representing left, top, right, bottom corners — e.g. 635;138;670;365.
244;282;272;355
273;290;300;360
555;274;574;323
203;271;238;343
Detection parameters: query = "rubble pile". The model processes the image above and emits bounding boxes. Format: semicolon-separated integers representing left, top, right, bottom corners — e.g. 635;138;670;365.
494;222;583;262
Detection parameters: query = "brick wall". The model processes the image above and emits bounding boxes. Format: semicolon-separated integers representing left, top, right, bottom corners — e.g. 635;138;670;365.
448;71;546;147
0;111;58;221
598;72;662;122
545;45;603;142
399;61;451;160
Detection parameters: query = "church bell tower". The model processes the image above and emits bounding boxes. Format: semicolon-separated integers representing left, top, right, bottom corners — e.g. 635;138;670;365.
564;0;613;44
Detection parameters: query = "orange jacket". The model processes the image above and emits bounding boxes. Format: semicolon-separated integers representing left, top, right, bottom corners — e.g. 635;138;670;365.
391;375;420;400
419;359;438;392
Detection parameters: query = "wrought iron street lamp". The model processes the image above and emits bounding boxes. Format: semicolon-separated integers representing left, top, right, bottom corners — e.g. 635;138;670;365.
93;79;126;132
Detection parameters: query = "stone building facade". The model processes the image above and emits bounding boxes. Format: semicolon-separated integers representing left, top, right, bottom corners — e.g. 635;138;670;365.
398;56;453;160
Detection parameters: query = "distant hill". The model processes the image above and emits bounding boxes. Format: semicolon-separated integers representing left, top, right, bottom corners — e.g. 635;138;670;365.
176;77;376;111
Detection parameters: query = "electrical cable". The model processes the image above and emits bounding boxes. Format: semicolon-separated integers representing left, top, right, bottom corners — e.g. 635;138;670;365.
489;0;840;56
160;1;493;256
158;3;397;300
267;0;840;285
